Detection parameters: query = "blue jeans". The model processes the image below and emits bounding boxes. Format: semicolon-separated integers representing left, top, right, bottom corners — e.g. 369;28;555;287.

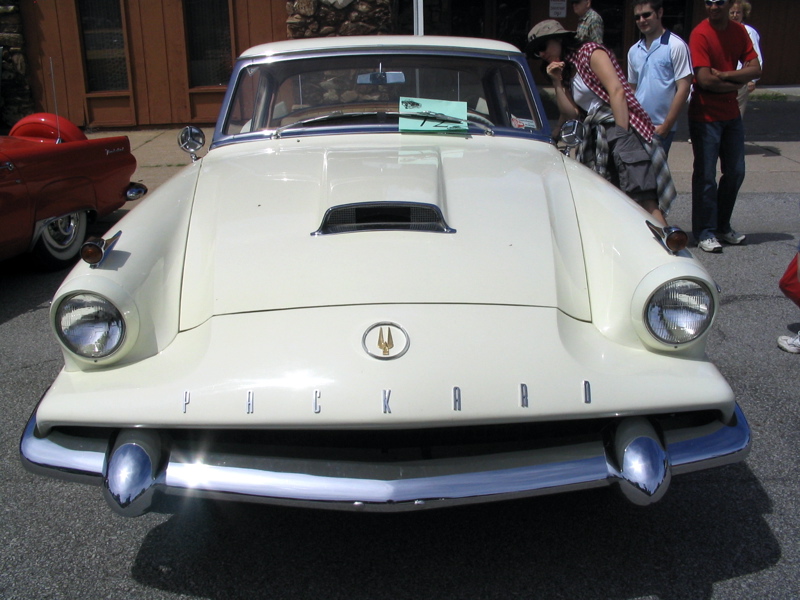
689;117;746;241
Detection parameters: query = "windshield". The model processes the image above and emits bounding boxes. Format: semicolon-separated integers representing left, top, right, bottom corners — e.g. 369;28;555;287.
221;52;542;137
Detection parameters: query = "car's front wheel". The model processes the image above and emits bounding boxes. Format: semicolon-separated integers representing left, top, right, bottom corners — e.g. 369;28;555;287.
33;211;88;269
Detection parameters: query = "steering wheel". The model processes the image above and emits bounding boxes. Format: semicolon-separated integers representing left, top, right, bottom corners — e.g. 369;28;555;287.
467;112;495;127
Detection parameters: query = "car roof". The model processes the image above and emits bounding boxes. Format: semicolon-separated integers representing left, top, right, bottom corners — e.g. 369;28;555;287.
239;35;522;60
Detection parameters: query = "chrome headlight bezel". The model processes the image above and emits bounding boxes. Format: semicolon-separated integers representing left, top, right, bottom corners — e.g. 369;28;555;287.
55;293;126;359
643;279;715;345
51;278;140;368
631;266;718;353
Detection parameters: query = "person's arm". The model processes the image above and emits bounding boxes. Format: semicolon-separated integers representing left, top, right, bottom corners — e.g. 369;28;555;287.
545;61;581;123
695;65;741;93
711;27;762;86
689;28;744;94
627;47;638;92
711;58;761;85
589;49;628;130
655;74;691;138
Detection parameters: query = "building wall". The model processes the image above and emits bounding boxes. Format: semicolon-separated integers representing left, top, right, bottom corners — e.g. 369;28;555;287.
19;0;287;128
10;0;799;130
720;0;800;85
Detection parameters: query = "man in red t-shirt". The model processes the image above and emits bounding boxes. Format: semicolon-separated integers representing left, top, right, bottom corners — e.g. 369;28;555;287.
688;0;760;253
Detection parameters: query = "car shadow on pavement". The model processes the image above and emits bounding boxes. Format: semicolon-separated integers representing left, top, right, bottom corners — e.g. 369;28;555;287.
0;256;66;328
131;464;777;600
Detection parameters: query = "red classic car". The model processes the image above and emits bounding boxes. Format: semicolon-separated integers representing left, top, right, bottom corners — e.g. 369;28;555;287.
0;113;145;269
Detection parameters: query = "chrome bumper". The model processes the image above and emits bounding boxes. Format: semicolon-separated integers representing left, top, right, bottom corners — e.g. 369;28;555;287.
20;405;750;516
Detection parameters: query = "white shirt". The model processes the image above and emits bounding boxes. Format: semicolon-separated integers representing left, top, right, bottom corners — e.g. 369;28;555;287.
571;71;604;114
738;23;762;81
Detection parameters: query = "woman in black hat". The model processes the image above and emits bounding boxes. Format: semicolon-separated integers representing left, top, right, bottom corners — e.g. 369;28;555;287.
527;19;674;226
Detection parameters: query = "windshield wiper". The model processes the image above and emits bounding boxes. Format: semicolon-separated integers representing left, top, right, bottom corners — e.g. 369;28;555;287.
395;110;464;125
272;109;493;138
392;111;494;136
273;111;378;138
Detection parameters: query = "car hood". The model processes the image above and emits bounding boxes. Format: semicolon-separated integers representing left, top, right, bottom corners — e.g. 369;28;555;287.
180;134;590;330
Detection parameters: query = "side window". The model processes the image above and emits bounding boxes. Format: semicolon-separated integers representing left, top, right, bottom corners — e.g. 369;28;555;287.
184;0;232;88
224;66;269;135
77;0;129;92
487;65;540;130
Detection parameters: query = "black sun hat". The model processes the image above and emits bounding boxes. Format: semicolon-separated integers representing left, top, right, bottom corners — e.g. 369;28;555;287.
525;20;576;57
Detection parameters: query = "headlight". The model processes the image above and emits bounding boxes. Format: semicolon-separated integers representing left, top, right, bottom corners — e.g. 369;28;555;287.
55;293;125;358
645;279;714;344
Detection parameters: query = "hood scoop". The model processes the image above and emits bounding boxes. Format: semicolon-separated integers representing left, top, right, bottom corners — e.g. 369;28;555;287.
312;201;456;235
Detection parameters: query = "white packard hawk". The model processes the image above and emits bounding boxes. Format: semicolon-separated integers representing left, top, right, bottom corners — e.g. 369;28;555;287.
21;36;749;516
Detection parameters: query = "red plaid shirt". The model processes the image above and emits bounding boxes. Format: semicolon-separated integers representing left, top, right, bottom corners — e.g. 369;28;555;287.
566;43;655;143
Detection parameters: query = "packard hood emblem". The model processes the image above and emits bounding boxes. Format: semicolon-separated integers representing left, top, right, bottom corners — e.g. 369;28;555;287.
362;322;410;360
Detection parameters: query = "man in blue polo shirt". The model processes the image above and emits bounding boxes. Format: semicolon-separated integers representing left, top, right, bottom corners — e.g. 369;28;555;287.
627;0;692;155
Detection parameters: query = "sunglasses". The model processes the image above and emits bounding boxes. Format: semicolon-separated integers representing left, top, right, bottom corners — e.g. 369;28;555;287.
635;11;654;20
531;45;548;58
705;0;727;6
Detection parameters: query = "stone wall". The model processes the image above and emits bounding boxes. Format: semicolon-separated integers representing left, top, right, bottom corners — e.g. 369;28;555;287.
0;1;33;130
286;0;394;39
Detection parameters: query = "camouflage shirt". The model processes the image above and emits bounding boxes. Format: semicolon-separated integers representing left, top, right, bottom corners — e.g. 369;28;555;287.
576;8;603;44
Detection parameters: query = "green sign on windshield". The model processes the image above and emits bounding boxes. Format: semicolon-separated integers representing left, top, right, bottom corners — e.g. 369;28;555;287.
398;97;468;133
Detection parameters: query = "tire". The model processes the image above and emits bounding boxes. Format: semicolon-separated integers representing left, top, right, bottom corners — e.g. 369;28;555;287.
32;211;88;270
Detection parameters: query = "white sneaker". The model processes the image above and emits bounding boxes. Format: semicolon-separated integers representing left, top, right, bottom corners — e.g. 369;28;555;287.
778;333;800;354
720;230;746;245
698;237;723;253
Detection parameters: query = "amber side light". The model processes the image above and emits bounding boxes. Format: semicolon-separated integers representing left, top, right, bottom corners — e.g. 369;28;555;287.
80;238;105;264
664;227;689;253
80;231;122;267
646;221;688;255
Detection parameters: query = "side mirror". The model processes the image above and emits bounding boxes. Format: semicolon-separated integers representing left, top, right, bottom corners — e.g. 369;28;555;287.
560;120;585;147
178;126;206;162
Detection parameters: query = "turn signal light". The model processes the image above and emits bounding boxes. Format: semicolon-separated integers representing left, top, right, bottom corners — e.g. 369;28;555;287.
646;222;688;255
80;231;122;268
663;227;688;253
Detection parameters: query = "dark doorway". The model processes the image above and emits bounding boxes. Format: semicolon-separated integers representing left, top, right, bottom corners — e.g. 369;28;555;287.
395;0;531;51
